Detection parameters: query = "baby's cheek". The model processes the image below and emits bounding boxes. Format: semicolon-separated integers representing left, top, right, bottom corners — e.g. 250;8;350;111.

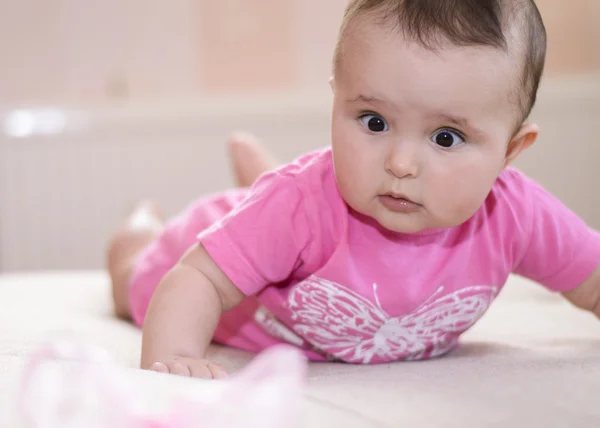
432;180;486;224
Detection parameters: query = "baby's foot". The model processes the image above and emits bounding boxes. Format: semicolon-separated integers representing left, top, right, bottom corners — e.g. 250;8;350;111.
125;200;164;233
228;133;279;187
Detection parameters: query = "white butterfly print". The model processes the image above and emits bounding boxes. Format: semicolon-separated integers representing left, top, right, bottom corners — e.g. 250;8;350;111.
282;276;498;364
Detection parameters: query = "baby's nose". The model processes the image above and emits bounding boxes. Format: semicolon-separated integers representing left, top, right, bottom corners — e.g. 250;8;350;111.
384;145;419;179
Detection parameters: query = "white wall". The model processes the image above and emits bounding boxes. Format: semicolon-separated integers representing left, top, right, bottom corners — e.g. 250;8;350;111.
0;76;598;272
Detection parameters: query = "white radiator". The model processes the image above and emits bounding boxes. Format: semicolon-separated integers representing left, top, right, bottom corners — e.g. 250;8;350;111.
1;78;599;272
0;95;331;271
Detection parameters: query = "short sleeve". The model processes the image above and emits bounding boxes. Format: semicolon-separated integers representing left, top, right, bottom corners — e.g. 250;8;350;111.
513;178;600;292
197;171;313;296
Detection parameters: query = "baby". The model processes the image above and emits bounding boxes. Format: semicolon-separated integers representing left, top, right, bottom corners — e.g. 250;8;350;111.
108;0;600;379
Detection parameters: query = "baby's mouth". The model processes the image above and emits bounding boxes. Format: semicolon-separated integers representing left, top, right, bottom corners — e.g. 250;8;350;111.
378;192;421;213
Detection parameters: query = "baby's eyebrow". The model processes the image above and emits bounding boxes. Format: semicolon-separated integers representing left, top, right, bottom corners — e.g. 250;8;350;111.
347;95;391;108
434;114;487;138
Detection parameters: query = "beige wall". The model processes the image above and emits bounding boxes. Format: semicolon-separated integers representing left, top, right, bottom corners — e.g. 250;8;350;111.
537;0;600;75
0;0;597;105
0;1;598;270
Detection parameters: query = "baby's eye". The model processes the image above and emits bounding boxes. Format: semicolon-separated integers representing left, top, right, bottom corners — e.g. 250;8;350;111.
431;129;465;148
359;114;388;133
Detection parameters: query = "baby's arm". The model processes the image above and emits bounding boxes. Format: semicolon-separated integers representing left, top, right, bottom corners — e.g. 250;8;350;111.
562;266;600;317
505;171;600;319
140;243;244;379
137;160;319;378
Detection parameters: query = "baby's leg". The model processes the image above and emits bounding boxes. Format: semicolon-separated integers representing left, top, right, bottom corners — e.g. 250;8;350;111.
228;133;279;187
107;202;164;319
108;134;278;320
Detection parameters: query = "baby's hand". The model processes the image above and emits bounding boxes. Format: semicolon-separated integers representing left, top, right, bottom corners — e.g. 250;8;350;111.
149;356;228;379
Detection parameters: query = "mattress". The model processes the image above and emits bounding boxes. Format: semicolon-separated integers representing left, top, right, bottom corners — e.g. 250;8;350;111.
0;271;599;427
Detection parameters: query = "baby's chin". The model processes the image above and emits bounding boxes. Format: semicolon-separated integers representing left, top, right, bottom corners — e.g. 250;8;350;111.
375;218;433;235
367;211;432;235
371;209;468;235
347;200;461;235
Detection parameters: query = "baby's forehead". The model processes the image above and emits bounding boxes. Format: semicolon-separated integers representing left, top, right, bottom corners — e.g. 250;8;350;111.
335;1;543;126
345;11;524;57
340;22;524;127
342;16;523;99
343;18;519;75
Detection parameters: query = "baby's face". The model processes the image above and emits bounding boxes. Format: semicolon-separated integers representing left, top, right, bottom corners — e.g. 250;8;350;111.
331;18;528;233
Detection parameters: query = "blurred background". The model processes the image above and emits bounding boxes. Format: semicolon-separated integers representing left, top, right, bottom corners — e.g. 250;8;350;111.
0;0;598;271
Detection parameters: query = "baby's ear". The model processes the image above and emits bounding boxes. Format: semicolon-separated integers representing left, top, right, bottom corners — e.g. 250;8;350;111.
329;76;335;92
505;122;539;167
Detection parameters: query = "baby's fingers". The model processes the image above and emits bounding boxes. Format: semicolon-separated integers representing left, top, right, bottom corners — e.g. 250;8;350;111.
150;358;226;379
207;362;228;379
150;362;169;374
171;362;192;377
187;360;214;379
150;361;191;377
187;359;228;379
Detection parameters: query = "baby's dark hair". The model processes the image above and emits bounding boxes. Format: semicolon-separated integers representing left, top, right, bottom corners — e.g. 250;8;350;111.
333;0;547;125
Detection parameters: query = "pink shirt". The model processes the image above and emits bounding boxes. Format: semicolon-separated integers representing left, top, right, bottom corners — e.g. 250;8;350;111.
196;148;600;363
